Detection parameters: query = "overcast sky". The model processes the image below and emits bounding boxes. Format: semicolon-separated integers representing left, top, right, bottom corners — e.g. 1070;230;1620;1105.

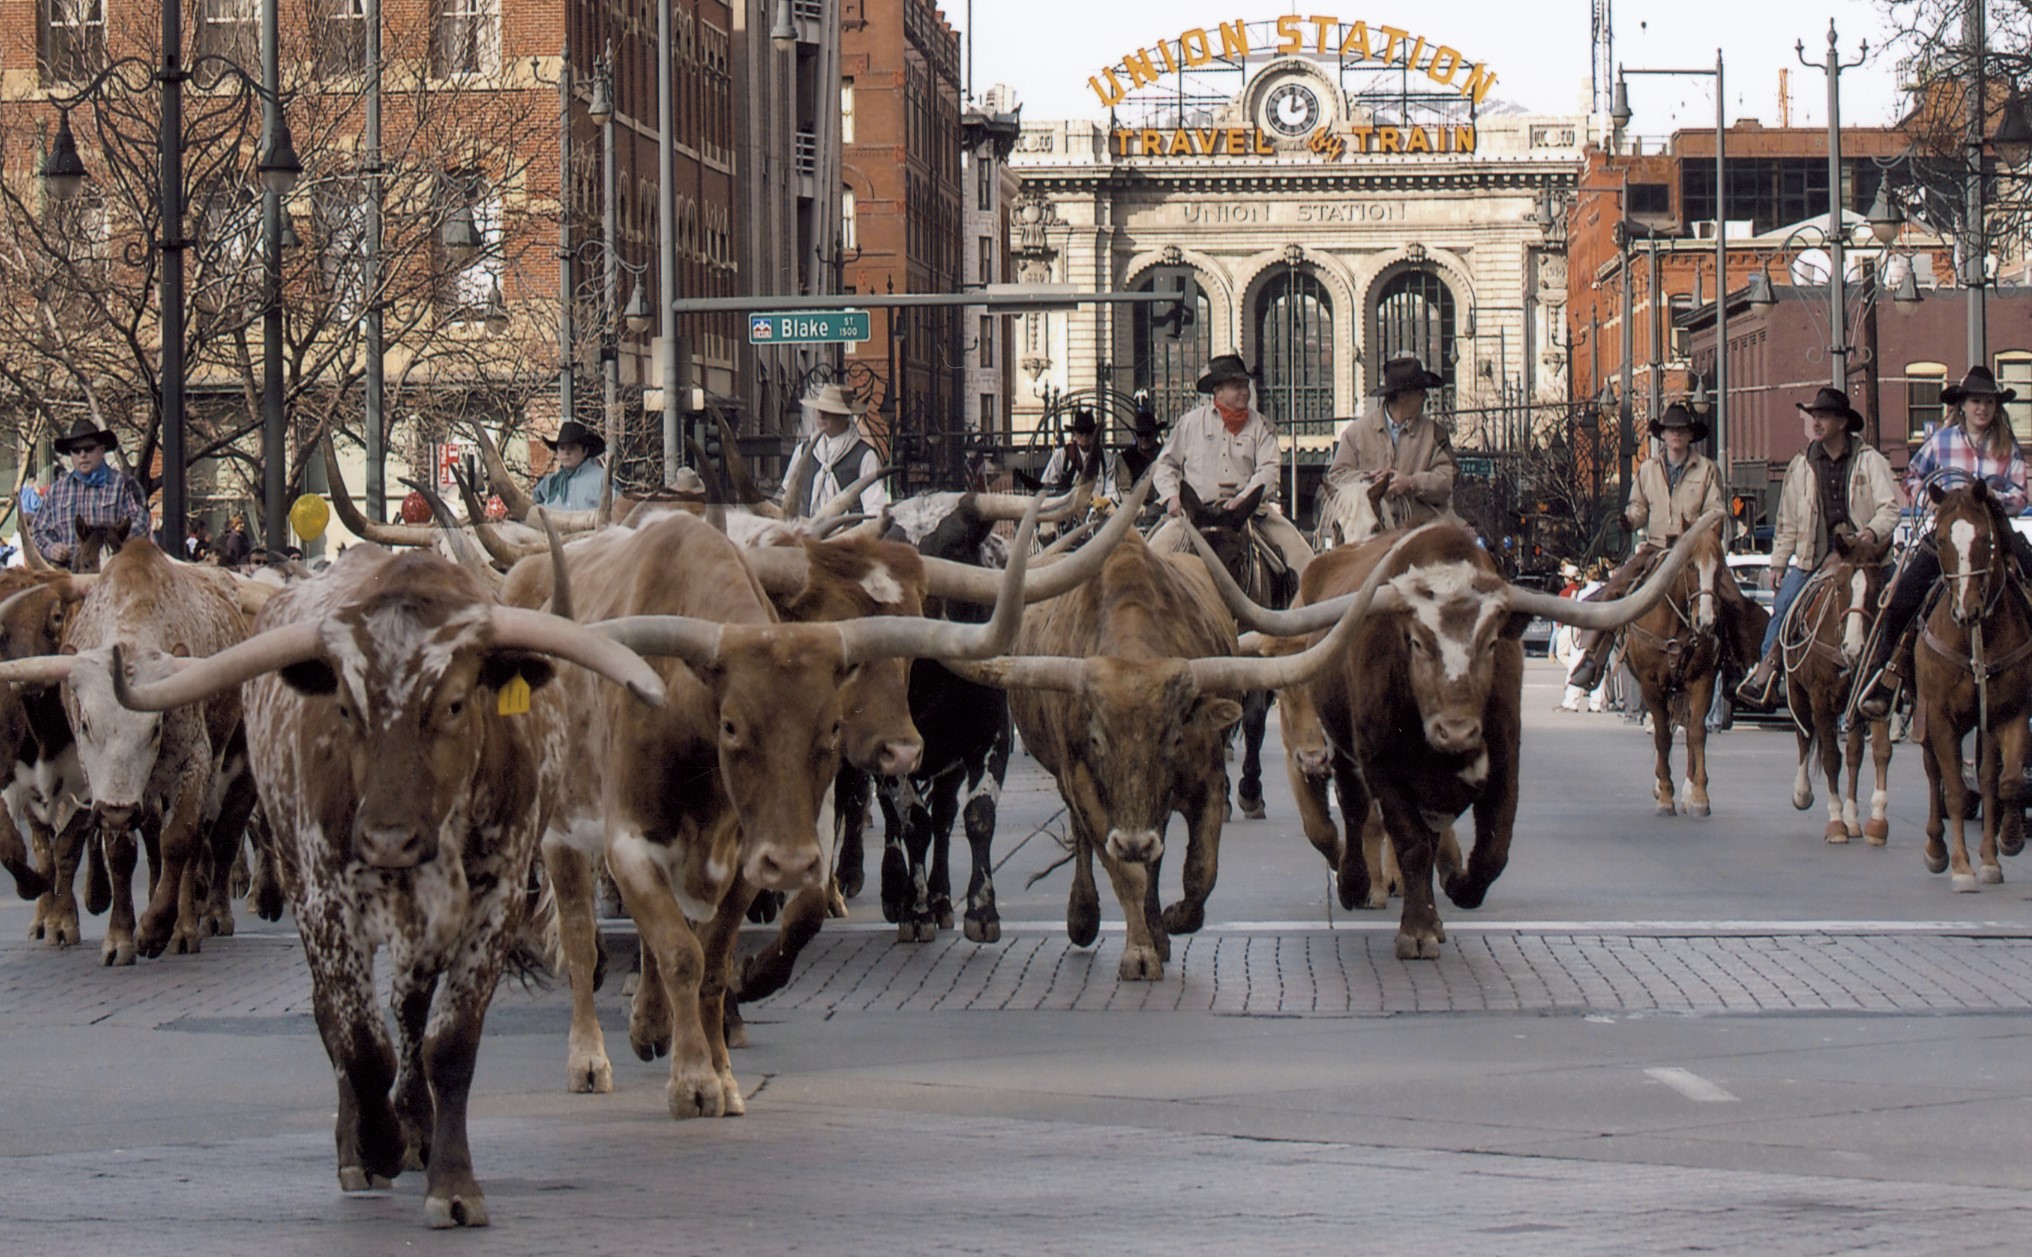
946;0;1912;136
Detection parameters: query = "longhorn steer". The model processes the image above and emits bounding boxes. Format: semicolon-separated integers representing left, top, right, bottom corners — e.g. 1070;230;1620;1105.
504;503;1034;1115
0;571;82;924
0;542;249;962
954;527;1378;980
112;546;665;1227
1220;518;1718;958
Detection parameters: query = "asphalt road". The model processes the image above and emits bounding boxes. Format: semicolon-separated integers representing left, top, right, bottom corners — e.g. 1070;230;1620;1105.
2;657;2031;1255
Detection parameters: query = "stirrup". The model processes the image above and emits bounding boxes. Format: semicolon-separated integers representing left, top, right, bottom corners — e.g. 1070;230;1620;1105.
1734;665;1779;709
1853;666;1899;722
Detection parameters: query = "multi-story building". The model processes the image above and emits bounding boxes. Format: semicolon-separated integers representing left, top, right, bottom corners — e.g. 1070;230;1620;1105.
839;0;963;489
960;83;1020;446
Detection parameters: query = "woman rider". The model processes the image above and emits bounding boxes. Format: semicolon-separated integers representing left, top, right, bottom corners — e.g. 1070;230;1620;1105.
1850;366;2032;720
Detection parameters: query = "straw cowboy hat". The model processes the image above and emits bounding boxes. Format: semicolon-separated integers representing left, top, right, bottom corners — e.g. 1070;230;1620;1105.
1795;385;1865;434
806;383;865;416
1648;401;1710;443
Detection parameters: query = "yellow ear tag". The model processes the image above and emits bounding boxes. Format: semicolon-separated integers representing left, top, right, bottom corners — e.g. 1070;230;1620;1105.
496;673;532;717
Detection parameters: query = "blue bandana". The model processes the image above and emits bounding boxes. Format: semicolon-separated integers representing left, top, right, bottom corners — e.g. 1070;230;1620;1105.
73;462;115;489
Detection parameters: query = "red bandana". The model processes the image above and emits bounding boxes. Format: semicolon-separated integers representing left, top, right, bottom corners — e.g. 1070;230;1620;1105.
1216;402;1250;435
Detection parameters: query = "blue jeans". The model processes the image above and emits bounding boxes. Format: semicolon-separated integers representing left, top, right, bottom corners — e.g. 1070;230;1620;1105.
1762;567;1811;655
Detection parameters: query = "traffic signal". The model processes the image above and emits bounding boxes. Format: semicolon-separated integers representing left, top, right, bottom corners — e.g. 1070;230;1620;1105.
1150;265;1197;341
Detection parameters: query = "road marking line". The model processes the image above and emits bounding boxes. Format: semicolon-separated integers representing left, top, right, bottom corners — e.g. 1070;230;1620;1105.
730;919;2032;937
1645;1067;1740;1103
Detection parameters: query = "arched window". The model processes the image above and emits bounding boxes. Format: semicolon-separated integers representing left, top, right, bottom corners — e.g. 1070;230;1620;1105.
1131;270;1213;425
1375;269;1457;407
1256;269;1334;431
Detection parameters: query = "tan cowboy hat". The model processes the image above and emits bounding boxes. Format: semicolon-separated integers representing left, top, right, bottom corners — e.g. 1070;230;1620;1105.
806;383;865;416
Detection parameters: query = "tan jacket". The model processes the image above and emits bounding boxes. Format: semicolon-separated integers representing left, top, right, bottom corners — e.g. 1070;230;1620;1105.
1769;440;1902;575
1324;402;1457;530
1153;401;1284;509
1626;452;1723;542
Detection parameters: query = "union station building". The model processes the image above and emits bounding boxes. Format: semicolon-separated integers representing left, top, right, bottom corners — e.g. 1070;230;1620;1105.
1006;15;1596;513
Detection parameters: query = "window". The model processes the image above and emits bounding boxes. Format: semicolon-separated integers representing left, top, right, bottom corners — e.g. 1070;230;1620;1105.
841;185;857;251
433;0;500;77
977;160;992;211
979;316;994;369
980;393;997;433
1630;183;1670;216
1374;269;1458;406
1131;269;1213;424
197;0;257;63
841;78;855;144
976;235;993;285
40;0;104;85
1258;270;1335;432
1998;353;2032;440
1905;362;1946;444
314;0;368;76
439;171;502;320
313;181;368;318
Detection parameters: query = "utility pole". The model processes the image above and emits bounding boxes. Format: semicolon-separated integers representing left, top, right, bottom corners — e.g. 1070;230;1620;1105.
558;46;575;438
364;0;384;520
1966;0;1988;369
657;0;681;483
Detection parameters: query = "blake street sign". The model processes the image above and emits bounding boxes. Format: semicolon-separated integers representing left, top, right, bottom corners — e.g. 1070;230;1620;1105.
748;310;872;344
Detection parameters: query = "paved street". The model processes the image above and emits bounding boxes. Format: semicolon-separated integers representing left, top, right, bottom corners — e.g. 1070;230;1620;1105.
5;658;2032;1254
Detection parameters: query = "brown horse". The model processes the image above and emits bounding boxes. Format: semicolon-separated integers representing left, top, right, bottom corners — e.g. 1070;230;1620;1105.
1620;527;1759;816
1780;533;1895;843
1914;481;2032;890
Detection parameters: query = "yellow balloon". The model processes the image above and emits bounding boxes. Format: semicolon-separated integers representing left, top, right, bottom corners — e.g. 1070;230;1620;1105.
289;493;330;542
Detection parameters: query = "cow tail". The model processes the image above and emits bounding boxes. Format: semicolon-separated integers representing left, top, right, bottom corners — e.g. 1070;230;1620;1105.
504;858;562;990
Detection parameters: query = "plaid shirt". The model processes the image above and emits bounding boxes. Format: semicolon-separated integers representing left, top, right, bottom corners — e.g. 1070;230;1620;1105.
1906;423;2029;513
29;467;152;556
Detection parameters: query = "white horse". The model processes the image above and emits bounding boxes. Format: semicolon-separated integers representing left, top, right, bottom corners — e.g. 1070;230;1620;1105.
1311;476;1385;551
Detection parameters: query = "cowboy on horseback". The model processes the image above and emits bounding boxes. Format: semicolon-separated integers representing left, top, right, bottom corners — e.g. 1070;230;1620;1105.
1321;354;1458;537
1147;354;1314;575
1566;402;1761;694
1736;386;1904;709
1850;366;2032;721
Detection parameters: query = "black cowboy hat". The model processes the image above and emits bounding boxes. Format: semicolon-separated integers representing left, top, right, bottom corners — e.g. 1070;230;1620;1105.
53;417;119;456
1196;354;1254;394
1649;401;1710;443
1370;354;1446;397
1795;386;1865;434
1941;365;2019;406
1129;410;1163;438
542;419;607;459
1068;408;1098;435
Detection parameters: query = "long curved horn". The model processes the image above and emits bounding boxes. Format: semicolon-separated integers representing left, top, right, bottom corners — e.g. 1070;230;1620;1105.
918;473;1153;605
468;422;535;519
485;607;664;707
808;464;896;529
0;577;73;631
937;655;1085;693
397;476;503;594
539;510;572;620
1185;520;1357;636
814;513;868;540
1040;517;1098;556
18;521;50;571
0;655;77;686
324;437;438;547
1187;526;1421;694
833;494;1039;664
525;506;602;534
1508;510;1726;631
968;474;1092;523
592;615;726;671
740;545;812;599
108;622;323;709
451;463;542;569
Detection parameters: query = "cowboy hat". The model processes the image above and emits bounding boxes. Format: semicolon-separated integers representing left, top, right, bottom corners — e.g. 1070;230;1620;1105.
1795;385;1865;434
541;419;607;459
806;382;865;416
53;417;119;456
1941;365;2019;406
1068;408;1098;435
1196;354;1254;393
1129;409;1163;438
1648;401;1710;443
1370;355;1446;397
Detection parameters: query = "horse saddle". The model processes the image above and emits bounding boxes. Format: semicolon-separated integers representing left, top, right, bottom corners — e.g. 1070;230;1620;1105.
1244;520;1292;583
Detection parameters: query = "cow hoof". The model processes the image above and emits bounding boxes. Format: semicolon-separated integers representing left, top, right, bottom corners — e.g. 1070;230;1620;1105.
1067;893;1100;949
425;1190;489;1229
1363;889;1389;910
666;1069;728;1120
724;1020;748;1051
1924;846;1950;875
567;1054;614;1095
1160;901;1205;935
896;919;936;943
1117;945;1164;981
630;1027;671;1062
1825;823;1850;844
825;886;848;919
45;914;79;949
836;863;864;901
620;970;640;999
1656;801;1677;817
26;915;43;941
338;1166;394;1193
718;1069;746;1116
1685;801;1711;818
101;937;135;966
1394;931;1442;960
963;914;1001;944
2004;832;2026;858
171;926;202;955
1953;872;1980;893
1980;864;2005;885
252;883;285;922
936;908;955;930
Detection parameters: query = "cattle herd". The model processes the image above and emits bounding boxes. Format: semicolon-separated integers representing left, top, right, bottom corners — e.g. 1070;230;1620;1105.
0;460;1718;1228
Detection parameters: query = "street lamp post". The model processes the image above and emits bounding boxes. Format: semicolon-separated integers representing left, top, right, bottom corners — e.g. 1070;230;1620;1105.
41;0;300;558
1616;49;1727;479
657;0;681;483
1798;20;1869;391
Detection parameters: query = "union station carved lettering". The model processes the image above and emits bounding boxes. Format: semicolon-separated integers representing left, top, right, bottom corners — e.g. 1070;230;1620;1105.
1170;201;1409;226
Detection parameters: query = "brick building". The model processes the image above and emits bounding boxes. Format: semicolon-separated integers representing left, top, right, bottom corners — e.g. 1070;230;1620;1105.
839;0;964;488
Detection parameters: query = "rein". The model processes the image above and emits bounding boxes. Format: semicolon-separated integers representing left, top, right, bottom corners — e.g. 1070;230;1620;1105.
1923;507;2032;761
